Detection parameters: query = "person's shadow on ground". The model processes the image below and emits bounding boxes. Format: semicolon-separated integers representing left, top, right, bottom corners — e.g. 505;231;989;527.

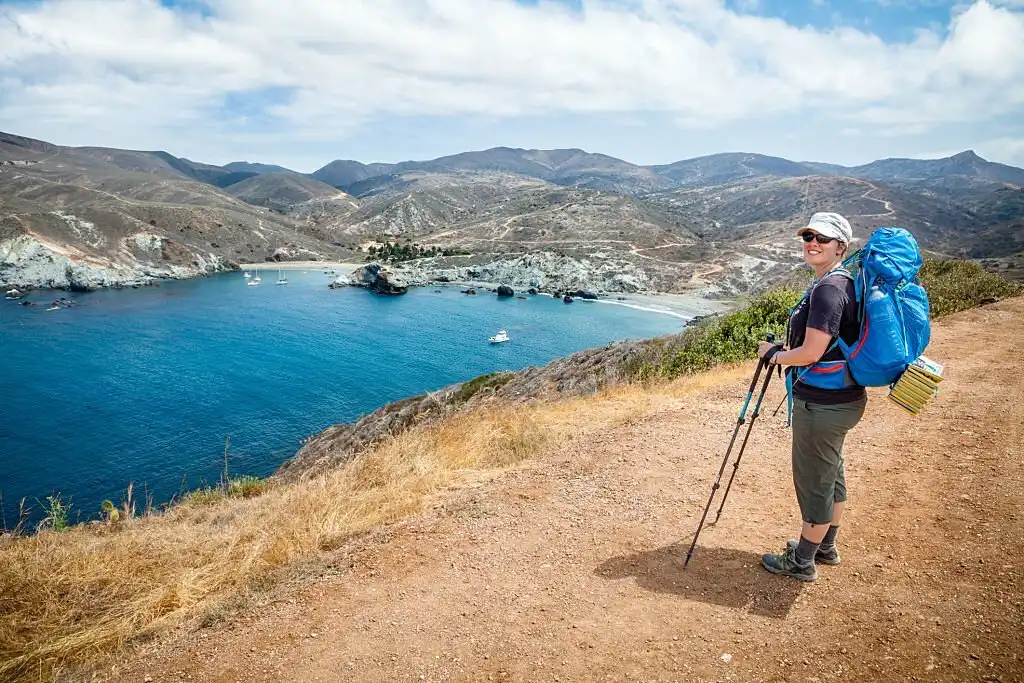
595;543;803;619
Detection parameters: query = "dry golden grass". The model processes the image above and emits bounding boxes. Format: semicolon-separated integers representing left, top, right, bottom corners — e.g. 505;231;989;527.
0;366;748;682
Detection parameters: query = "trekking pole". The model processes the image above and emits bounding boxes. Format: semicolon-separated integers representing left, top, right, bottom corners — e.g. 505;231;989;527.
683;334;777;569
713;348;780;524
771;394;786;418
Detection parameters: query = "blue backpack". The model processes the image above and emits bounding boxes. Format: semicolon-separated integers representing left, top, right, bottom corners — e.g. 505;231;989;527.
785;227;931;421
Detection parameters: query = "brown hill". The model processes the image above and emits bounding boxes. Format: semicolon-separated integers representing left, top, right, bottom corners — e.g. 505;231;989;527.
0;133;355;288
645;174;985;255
225;173;354;213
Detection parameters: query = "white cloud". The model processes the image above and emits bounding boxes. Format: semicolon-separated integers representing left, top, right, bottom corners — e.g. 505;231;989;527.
0;0;1021;167
976;137;1024;166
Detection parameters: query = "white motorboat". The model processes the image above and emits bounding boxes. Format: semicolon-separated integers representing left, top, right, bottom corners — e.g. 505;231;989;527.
243;271;251;279
489;329;510;344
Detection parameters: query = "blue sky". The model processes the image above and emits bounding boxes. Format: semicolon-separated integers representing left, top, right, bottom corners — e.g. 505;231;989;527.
2;0;1023;171
728;0;955;40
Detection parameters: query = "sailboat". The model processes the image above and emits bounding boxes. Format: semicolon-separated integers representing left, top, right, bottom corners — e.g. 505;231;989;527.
275;268;288;285
247;268;261;286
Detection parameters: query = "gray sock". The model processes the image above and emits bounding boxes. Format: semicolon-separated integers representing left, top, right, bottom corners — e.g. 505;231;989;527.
821;525;840;549
795;536;820;565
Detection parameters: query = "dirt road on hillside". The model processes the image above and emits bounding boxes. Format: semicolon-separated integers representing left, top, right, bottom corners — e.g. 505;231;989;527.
104;299;1024;683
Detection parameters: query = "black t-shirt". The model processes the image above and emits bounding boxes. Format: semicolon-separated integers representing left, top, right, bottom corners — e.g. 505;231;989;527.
787;273;867;405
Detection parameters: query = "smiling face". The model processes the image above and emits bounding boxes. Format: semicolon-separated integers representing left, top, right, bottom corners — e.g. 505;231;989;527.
800;231;847;270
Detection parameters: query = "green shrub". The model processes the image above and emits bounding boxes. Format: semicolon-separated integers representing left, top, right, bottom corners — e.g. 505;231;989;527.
623;258;1020;383
456;372;514;402
183;487;224;507
226;476;271;499
100;499;119;523
184;477;272;506
39;494;71;532
919;258;1023;319
625;287;801;381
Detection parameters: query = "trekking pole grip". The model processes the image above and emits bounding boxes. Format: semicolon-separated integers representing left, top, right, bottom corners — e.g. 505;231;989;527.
762;333;784;375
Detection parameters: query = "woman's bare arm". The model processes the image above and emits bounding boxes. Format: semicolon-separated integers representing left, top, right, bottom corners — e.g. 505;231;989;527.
758;327;832;367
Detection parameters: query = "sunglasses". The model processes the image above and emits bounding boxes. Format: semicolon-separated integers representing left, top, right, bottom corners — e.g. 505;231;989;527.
801;232;838;245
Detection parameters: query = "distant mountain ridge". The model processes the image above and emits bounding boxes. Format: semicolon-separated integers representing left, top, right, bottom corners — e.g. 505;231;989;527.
307;147;1024;200
2;129;1021;295
647;153;817;187
5;130;1020;198
842;150;1024;187
312;147;671;194
224;161;299;176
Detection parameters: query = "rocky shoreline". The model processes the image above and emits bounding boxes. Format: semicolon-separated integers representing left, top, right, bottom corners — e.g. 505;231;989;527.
337;251;725;300
0;234;233;291
3;242;727;301
380;252;654;293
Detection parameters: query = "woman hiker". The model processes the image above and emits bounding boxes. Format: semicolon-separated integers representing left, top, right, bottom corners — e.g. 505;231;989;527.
756;212;867;582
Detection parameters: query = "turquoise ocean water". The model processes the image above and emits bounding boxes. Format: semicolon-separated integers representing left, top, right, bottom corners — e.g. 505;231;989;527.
0;270;694;526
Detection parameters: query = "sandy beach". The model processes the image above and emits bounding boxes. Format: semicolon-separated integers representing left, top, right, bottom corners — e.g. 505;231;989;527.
238;261;364;272
580;291;734;321
427;272;736;320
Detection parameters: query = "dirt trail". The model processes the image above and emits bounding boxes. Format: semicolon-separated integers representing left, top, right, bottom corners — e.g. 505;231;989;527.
106;299;1024;683
855;180;897;219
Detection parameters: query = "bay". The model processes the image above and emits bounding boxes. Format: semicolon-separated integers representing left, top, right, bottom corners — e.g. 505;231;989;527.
0;270;705;526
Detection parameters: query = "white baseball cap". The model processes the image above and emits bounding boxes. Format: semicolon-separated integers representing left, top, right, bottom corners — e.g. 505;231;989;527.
798;212;852;244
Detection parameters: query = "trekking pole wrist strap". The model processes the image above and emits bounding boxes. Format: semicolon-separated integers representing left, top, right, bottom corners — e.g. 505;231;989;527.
764;345;783;365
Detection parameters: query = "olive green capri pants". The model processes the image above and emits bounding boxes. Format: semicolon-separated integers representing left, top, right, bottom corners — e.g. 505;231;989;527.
791;396;867;525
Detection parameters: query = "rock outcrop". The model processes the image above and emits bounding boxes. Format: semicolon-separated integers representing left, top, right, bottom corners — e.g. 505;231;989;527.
496;285;515;297
270;245;328;262
0;234;231;290
376;251;654;295
346;263;409;295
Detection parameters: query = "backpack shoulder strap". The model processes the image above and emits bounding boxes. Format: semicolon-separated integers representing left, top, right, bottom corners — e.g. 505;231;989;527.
783;263;855;427
820;266;853;283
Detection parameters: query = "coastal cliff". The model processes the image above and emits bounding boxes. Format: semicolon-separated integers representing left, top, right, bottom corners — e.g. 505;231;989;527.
0;232;233;290
278;333;670;482
380;251;655;293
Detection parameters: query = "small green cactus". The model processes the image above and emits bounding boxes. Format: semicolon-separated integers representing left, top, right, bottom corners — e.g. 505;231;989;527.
100;500;120;523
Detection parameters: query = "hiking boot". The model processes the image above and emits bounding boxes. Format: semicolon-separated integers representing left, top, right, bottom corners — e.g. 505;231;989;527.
786;539;841;565
761;545;817;582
